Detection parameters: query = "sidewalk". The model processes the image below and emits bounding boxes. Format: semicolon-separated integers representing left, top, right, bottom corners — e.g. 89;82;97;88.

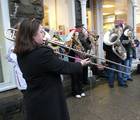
67;74;140;120
0;73;140;120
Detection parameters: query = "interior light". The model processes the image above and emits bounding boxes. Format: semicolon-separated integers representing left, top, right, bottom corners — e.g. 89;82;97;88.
115;11;125;15
103;13;110;16
103;4;114;8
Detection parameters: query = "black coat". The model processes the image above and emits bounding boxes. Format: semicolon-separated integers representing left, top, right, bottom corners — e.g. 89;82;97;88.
78;32;91;52
103;43;122;63
120;34;134;59
17;46;82;120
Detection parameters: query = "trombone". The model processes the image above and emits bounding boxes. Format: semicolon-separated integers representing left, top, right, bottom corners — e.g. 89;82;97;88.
4;28;131;75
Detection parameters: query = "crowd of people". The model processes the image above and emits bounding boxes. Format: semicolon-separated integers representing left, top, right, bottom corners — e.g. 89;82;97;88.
6;18;140;120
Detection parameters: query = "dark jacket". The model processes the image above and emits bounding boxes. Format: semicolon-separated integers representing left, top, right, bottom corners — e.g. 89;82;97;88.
17;46;82;120
103;43;122;63
78;32;91;52
120;34;133;59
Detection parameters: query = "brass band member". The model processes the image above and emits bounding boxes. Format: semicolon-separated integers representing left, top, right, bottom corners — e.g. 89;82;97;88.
14;19;90;120
120;24;134;82
103;24;128;88
75;24;92;85
68;31;86;98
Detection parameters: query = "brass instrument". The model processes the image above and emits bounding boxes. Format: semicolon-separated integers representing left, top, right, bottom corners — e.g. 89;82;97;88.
73;32;85;52
123;26;134;46
82;27;99;58
103;29;127;60
4;28;131;75
82;26;99;44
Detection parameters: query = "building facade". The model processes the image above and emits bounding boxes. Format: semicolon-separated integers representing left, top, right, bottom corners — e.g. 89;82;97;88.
0;0;139;92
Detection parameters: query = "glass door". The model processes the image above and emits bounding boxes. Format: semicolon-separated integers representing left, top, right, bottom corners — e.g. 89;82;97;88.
0;0;17;92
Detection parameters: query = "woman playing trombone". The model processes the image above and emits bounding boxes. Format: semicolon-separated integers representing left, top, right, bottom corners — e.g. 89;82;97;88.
13;18;90;120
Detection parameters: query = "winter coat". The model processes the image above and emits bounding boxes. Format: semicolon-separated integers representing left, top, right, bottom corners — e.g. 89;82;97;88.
17;46;82;120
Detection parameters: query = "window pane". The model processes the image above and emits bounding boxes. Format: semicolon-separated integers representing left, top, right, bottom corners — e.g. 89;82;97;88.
102;0;128;32
0;50;3;83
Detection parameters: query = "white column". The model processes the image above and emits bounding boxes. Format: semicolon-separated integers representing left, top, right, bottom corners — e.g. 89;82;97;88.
96;0;104;63
133;0;138;36
79;0;87;28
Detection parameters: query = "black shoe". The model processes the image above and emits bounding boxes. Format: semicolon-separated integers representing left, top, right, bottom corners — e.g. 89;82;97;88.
127;78;133;81
83;81;89;85
109;85;114;88
118;84;128;88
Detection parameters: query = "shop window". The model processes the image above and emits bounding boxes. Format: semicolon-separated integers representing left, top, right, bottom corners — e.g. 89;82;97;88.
42;0;57;30
42;4;49;27
136;7;140;39
102;0;128;32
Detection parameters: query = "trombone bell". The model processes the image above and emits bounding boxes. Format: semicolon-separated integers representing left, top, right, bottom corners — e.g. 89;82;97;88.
5;28;17;42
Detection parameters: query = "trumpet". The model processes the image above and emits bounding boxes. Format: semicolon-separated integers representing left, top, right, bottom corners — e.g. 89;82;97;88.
4;28;131;75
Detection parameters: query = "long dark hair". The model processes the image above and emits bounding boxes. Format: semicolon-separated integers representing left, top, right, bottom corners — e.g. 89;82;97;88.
14;19;41;55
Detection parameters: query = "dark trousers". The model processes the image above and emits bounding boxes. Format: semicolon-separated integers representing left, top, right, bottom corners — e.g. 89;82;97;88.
82;66;88;84
68;50;84;95
71;72;83;95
